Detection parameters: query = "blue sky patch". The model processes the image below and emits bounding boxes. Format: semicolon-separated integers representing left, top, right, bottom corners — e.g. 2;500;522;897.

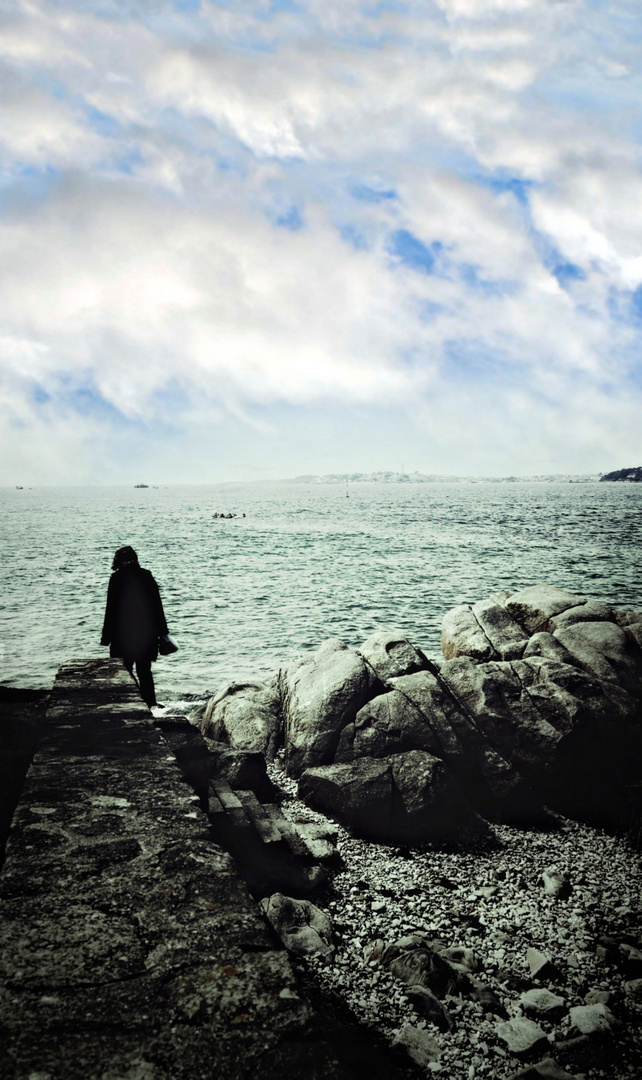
390;230;442;274
351;184;397;203
275;205;303;230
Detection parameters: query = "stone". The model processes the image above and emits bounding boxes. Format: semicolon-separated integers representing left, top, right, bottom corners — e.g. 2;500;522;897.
539;868;572;900
495;1017;549;1058
279;639;381;778
508;1060;578;1080
436;945;478;972
584;989;612;1005
568;1002;617;1035
505;584;586;635
388;669;547;825
335;688;440;764
298;751;478;844
548;601;613;631
553;620;642;696
624;977;642;999
526;948;558;981
438;651;640;827
359;631;430;682
522;633;576;665
618;942;642;977
391;1023;441;1066
472;597;528;659
441;604;495;662
201;678;281;760
259;893;334;959
519;988;566;1021
404;984;453;1031
205;742;275;802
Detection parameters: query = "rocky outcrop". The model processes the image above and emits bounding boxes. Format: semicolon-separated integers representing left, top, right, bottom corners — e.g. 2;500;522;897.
279;639;382;778
201;678;282;760
298;751;480;844
200;584;642;841
358;631;431;682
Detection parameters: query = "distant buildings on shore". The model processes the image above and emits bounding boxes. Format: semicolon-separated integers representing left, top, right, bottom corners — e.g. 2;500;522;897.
289;470;604;485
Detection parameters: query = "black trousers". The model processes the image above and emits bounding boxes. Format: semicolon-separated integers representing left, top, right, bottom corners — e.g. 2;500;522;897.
124;657;157;707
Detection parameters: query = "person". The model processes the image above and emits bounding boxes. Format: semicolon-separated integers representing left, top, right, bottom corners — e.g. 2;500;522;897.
100;546;169;708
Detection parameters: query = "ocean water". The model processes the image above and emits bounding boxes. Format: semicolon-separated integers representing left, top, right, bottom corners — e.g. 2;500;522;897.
2;481;642;700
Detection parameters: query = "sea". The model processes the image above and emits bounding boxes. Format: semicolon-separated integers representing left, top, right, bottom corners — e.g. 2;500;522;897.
2;481;642;704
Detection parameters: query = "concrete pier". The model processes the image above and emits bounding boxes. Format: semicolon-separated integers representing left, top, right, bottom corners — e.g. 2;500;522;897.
0;660;362;1080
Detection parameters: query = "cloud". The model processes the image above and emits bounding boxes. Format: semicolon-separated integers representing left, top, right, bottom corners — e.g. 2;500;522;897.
1;0;642;482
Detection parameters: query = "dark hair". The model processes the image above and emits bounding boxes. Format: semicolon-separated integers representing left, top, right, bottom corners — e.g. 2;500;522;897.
112;546;139;571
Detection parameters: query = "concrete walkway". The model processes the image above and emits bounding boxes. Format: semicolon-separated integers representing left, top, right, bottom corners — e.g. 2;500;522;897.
0;660;365;1080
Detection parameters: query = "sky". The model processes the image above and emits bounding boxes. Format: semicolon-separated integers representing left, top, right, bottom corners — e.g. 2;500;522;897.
1;0;642;484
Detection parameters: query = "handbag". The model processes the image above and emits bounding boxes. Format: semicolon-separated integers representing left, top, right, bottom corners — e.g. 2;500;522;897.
158;633;178;655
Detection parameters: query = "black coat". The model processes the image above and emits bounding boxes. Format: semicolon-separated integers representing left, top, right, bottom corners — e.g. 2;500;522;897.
101;565;168;664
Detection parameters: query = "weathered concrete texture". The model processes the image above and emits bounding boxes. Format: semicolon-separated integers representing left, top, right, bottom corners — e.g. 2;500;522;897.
0;659;361;1080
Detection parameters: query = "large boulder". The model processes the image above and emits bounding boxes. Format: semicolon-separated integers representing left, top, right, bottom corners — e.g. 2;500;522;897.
438;653;642;827
504;584;586;635
279;639;381;778
200;678;281;760
553;620;642;697
471;598;528;660
359;631;430;682
441;604;495;663
441;600;527;663
298;751;479;844
334;688;440;763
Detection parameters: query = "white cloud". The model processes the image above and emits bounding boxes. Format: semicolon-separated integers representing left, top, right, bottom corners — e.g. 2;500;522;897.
0;0;641;482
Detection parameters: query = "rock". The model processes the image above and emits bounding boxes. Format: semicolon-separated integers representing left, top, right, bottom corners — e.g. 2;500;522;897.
519;988;566;1021
335;688;440;764
553;620;642;696
624;977;642;999
436;945;478;972
495;1017;549;1058
388;669;547;825
471;598;528;659
526;947;558;981
405;984;453;1031
508;1060;578;1080
441;604;495;662
548;601;613;631
505;584;586;635
539;868;572;900
204;742;275;802
618;941;642;977
553;1035;594;1071
522;633;577;666
359;631;430;682
568;1002;617;1036
471;982;507;1016
584;989;612;1005
298;751;478;844
201;678;281;760
438;652;640;827
391;1022;441;1066
259;893;333;959
280;639;381;778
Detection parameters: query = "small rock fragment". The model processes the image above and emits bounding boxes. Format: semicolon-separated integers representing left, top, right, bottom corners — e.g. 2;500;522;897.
495;1017;549;1058
539;868;572;900
526;947;558;981
520;988;566;1021
508;1059;579;1080
392;1022;441;1066
405;984;453;1031
568;1002;617;1036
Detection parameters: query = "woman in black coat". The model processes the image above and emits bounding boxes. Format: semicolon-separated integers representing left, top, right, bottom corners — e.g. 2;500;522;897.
100;546;169;707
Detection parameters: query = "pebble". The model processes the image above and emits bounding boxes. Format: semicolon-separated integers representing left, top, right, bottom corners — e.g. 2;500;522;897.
266;761;642;1079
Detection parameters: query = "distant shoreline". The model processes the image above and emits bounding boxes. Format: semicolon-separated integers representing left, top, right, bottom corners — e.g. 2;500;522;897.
287;471;604;485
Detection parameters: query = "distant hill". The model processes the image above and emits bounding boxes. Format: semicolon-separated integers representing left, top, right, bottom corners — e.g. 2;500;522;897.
289;471;601;484
600;467;642;482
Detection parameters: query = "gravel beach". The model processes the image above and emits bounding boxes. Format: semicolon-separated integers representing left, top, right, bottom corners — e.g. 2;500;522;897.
268;761;642;1079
